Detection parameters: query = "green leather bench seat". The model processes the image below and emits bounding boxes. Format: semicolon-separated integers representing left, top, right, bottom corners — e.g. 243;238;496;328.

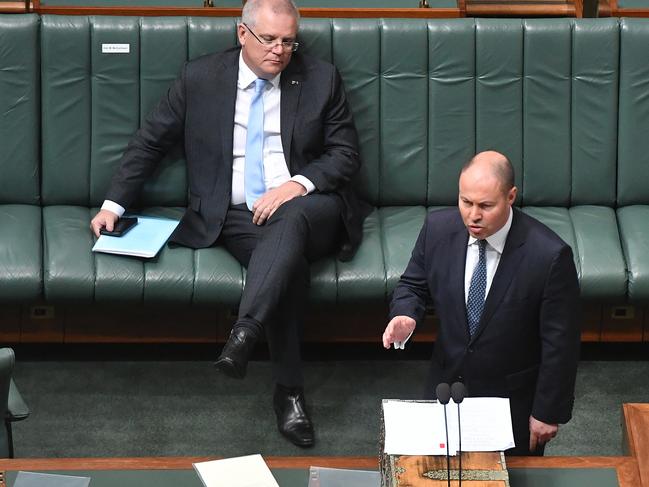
0;16;41;303
43;206;244;305
617;207;649;302
2;14;649;311
617;19;649;301
0;206;42;303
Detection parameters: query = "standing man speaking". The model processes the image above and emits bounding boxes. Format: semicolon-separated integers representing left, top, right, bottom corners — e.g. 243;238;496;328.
91;0;363;448
382;151;580;456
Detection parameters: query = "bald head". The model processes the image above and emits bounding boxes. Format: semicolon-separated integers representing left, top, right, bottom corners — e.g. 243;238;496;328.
458;150;517;239
461;151;514;195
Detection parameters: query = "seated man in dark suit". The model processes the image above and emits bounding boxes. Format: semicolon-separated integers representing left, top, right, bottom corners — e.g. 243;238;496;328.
90;0;363;447
382;151;580;456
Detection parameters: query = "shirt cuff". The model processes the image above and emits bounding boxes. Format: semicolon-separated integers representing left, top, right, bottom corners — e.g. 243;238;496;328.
290;175;315;195
393;330;414;350
101;200;126;217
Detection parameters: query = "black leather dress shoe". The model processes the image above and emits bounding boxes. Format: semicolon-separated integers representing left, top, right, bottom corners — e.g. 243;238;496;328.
214;328;257;379
273;385;315;448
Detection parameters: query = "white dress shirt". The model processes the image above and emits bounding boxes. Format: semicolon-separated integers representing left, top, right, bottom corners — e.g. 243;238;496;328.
464;207;513;304
101;52;314;216
393;207;514;349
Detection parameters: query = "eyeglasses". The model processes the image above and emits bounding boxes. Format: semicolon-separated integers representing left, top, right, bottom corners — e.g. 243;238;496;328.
243;23;299;53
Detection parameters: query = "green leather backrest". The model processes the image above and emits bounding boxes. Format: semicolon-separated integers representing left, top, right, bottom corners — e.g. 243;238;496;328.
618;18;649;206
36;17;630;208
0;14;40;205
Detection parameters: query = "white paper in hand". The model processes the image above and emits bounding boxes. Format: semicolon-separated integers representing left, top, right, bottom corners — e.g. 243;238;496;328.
193;454;279;487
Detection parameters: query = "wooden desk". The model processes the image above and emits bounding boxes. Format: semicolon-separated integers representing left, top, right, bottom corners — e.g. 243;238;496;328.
0;455;640;487
0;403;646;487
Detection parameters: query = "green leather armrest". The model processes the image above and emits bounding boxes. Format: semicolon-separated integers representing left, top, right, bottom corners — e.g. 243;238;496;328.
7;379;29;423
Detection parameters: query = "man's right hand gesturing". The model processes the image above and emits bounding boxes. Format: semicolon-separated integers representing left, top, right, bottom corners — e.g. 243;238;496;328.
382;315;417;349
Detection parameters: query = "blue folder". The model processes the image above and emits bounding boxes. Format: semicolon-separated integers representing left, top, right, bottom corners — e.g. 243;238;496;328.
92;216;180;259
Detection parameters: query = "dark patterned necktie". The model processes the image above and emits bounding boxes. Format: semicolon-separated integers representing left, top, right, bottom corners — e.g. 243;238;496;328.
466;239;487;336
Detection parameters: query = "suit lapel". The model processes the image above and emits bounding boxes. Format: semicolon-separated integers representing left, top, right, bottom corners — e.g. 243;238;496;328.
470;210;526;343
214;52;239;176
448;228;471;341
280;58;303;174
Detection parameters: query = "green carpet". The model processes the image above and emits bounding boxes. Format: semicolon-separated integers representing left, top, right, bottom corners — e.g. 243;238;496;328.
10;355;649;458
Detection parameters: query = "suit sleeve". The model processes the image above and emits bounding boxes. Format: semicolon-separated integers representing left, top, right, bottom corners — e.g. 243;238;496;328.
296;66;360;193
532;244;581;424
389;218;431;326
105;63;187;209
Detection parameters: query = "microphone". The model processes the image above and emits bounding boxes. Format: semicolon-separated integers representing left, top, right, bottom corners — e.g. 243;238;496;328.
435;383;451;487
451;382;467;487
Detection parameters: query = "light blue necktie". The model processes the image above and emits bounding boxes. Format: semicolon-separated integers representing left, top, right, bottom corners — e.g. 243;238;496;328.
466;239;487;337
245;78;268;211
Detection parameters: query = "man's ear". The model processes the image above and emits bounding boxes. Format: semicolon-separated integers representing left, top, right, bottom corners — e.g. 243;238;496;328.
508;186;518;205
237;24;246;46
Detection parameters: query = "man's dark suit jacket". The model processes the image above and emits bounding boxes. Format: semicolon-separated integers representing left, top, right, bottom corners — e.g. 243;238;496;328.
390;207;580;435
105;47;363;259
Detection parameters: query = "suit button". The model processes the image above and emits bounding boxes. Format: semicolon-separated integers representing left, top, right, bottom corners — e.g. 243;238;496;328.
458;375;463;381
468;347;474;353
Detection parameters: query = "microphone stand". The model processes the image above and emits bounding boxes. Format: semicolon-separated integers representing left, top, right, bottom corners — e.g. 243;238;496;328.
435;383;451;487
443;403;450;487
451;382;467;487
457;402;462;487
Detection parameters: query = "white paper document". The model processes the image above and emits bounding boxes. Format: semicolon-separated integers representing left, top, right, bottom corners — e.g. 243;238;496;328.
92;215;179;258
383;400;452;455
193;454;279;487
456;397;516;452
382;397;515;456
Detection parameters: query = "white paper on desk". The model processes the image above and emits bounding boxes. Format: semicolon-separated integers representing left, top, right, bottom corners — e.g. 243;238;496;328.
192;454;279;487
450;397;515;452
382;400;457;456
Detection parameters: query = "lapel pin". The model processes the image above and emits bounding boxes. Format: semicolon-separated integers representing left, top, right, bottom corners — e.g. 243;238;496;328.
291;80;299;85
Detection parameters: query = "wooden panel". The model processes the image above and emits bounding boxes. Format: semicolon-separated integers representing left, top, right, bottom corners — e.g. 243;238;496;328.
581;302;602;342
601;304;644;342
1;302;623;344
20;304;64;343
302;304;389;342
623;403;649;487
63;304;223;343
465;0;575;16
0;307;20;343
598;0;612;15
412;314;438;342
0;1;32;13
34;4;461;16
